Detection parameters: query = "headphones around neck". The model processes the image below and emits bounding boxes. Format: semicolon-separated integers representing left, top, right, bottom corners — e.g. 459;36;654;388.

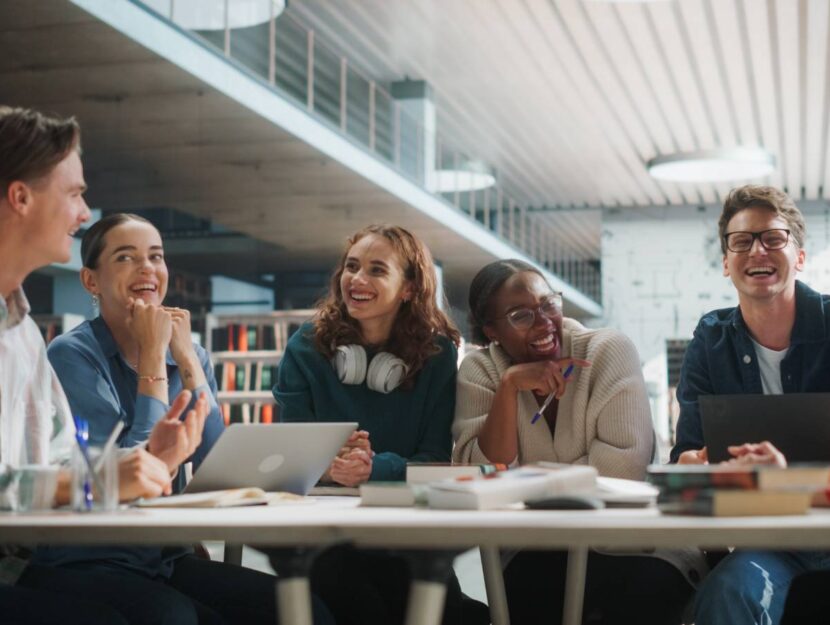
332;345;409;394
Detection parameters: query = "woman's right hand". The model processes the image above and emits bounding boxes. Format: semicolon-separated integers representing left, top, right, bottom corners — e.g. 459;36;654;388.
127;297;173;356
502;358;590;400
338;430;373;458
117;448;172;500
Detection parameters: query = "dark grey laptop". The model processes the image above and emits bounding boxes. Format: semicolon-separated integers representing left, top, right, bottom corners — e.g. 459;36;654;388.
700;393;830;463
184;422;357;495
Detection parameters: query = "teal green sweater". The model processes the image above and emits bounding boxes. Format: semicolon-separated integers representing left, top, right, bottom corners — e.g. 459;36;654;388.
274;323;457;481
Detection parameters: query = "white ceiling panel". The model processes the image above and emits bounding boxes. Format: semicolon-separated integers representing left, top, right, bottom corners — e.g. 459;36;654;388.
287;0;822;213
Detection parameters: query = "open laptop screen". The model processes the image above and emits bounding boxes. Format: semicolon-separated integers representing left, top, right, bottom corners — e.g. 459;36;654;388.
184;422;357;495
700;393;830;463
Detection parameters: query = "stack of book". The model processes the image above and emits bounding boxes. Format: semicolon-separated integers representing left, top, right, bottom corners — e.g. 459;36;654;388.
647;464;830;516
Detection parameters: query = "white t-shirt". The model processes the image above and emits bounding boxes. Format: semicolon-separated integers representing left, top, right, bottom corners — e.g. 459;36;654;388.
750;338;787;395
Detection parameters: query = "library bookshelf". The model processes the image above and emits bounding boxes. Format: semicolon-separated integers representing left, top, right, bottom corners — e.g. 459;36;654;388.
206;310;315;425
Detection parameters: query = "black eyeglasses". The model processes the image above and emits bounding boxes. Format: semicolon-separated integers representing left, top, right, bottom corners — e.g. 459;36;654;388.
723;229;791;253
490;293;563;331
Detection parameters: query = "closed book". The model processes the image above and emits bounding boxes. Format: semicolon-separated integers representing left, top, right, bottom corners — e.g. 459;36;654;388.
405;462;508;485
261;325;276;350
360;482;429;507
647;464;830;492
260;404;273;424
427;464;598;510
212;327;228;352
658;488;811;517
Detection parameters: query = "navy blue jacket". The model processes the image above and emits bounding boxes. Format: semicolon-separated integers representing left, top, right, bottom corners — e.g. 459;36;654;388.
671;280;830;463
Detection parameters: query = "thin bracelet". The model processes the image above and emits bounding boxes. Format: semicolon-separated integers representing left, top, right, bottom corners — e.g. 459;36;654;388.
137;374;168;383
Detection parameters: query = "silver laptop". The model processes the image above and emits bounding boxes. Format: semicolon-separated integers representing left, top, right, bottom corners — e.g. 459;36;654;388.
184;422;357;495
700;393;830;463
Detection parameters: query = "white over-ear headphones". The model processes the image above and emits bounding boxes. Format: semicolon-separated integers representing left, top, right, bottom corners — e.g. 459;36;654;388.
332;345;409;394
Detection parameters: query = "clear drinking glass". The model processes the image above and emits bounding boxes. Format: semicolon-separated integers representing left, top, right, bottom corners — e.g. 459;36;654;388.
71;444;119;512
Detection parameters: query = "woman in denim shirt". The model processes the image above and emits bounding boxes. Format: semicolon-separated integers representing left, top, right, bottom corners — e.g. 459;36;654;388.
31;213;333;625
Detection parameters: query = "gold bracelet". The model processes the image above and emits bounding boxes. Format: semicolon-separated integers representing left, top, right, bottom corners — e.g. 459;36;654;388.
137;374;168;383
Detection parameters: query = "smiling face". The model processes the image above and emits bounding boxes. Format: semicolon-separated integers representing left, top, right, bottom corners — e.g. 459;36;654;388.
25;150;90;265
483;271;564;364
81;219;168;317
722;206;805;305
339;233;413;342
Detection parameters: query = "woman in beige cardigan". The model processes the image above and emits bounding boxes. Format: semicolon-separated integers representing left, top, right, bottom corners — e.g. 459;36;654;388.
453;259;702;625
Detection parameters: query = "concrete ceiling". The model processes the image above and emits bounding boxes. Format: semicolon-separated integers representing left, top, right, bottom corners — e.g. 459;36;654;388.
287;0;829;210
1;0;598;312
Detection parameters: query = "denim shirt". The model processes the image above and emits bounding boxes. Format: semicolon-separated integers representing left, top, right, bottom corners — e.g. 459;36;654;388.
671;281;830;463
33;316;224;578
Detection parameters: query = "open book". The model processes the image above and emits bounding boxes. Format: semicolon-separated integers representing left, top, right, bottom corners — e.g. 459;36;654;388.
427;463;598;510
136;488;306;508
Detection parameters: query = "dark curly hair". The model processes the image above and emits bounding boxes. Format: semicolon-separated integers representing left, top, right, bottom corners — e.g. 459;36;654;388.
313;224;460;388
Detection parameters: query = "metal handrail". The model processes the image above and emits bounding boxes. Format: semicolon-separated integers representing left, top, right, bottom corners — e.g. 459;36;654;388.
137;0;601;306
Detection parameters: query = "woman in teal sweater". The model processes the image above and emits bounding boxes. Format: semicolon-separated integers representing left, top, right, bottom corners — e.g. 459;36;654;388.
275;223;459;485
275;325;456;482
273;224;486;625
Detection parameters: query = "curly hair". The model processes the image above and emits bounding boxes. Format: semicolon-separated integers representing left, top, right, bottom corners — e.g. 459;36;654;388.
313;224;460;388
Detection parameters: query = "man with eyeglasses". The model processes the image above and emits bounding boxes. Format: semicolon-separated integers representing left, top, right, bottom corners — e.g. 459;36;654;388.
670;184;830;625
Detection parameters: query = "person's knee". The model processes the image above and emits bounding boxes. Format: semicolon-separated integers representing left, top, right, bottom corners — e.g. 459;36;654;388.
134;589;200;625
695;553;781;622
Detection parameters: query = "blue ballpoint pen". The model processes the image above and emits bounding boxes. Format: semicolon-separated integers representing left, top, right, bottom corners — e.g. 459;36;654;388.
73;416;103;509
531;363;575;425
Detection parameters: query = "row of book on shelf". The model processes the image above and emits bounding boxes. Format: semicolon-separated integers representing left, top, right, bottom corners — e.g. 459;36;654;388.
215;362;278;393
220;403;275;426
211;322;302;352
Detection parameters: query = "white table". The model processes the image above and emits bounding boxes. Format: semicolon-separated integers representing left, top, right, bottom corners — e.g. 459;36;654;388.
5;498;830;625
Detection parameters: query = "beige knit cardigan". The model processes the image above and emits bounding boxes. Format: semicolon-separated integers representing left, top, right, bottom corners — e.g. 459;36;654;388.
453;318;653;479
452;319;708;586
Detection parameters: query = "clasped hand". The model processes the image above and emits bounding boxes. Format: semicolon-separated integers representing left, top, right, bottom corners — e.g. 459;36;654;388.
324;430;373;487
126;298;198;365
503;357;591;400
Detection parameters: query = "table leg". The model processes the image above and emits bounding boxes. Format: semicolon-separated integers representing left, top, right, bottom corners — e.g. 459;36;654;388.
224;543;243;566
268;546;324;625
562;546;588;625
480;546;510;625
402;550;455;625
276;577;313;625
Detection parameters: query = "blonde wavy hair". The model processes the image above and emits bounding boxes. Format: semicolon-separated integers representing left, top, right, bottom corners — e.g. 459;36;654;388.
312;224;460;388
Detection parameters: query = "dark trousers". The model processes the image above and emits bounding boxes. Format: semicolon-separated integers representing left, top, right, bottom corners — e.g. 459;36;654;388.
16;554;334;625
304;544;489;625
0;582;129;625
503;549;692;625
781;570;830;624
